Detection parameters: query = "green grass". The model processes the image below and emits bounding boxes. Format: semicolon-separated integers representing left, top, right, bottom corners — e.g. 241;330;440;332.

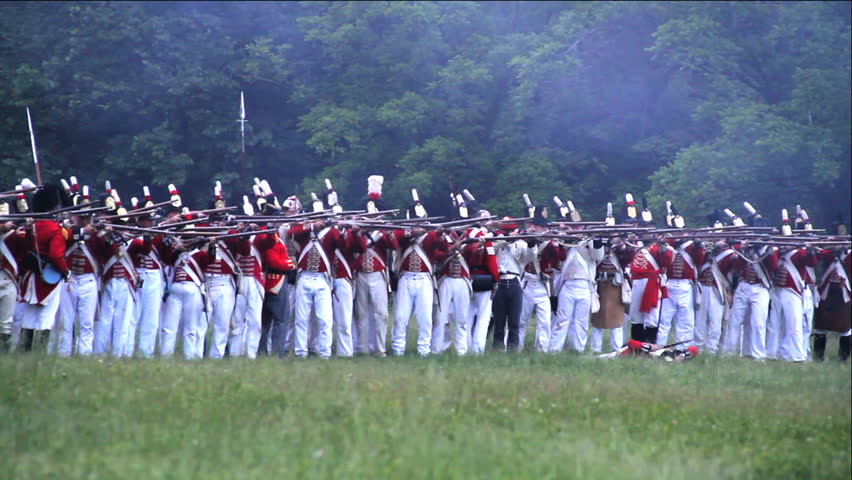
2;347;849;480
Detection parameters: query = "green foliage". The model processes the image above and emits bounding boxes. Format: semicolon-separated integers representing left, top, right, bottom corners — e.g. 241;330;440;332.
0;1;848;225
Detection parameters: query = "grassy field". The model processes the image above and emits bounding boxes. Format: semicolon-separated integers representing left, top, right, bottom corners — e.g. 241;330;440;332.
2;347;850;480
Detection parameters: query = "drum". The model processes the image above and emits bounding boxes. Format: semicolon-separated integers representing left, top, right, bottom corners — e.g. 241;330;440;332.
471;274;494;292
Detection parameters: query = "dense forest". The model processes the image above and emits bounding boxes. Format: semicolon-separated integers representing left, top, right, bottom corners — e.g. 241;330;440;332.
0;1;849;225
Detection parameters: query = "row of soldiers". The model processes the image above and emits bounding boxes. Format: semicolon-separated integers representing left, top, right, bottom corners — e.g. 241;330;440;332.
0;176;849;362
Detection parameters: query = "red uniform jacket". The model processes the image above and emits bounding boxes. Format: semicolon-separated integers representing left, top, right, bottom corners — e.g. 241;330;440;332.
254;231;295;294
630;243;673;313
464;240;499;283
289;224;345;274
333;228;363;280
731;245;779;287
21;220;69;304
771;248;817;295
392;230;450;273
65;232;108;276
353;230;399;273
665;239;706;281
0;229;27;280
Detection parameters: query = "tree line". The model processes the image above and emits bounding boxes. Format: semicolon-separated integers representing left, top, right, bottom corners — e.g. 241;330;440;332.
0;1;849;225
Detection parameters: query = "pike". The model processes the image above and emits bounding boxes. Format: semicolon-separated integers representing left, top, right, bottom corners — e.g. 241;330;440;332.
237;91;248;191
26;107;43;185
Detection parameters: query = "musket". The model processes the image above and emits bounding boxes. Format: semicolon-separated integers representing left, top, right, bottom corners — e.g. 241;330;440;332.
99;223;210;237
26;107;43;185
94;200;174;221
648;226;776;234
387;216;448;224
0;202;109;219
156;217;216;229
479;233;582;246
433;215;498;228
749;240;851;248
0;186;39;199
208;229;270;241
188;206;237;216
549;221;606;226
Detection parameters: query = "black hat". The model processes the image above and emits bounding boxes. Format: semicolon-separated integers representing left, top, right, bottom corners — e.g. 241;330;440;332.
831;213;848;236
531;205;550;226
33;183;70;213
706;209;725;227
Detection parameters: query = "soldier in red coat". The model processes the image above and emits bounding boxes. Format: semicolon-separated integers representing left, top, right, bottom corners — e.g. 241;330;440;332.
289;220;345;359
390;228;450;356
0;220;27;352
627;240;673;343
464;227;499;354
766;245;818;362
353;228;398;356
723;242;779;360
657;238;705;346
255;224;295;357
813;248;851;361
19;184;71;351
330;224;363;357
57;208;107;356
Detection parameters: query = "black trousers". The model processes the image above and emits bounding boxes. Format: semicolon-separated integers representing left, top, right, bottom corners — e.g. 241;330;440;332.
259;283;291;357
492;278;522;351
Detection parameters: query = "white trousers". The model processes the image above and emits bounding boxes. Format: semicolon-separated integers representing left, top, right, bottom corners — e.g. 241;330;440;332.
57;273;99;356
432;277;471;355
228;277;264;358
127;268;164;358
590;327;623;353
657;279;695;346
551;279;591;352
628;278;660;328
206;275;236;359
284;283;297;353
354;272;389;355
161;281;204;359
801;287;814;356
694;284;725;354
392;272;434;356
519;276;552;352
10;303;25;351
766;287;806;362
724;282;770;359
94;279;135;357
332;278;354;357
0;273;16;336
468;290;493;354
294;272;333;358
21;285;61;331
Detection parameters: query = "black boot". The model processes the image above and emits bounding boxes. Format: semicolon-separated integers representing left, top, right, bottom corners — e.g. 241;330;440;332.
812;333;826;362
840;336;851;362
34;330;51;352
0;333;10;353
645;327;659;345
19;329;35;352
630;323;645;342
